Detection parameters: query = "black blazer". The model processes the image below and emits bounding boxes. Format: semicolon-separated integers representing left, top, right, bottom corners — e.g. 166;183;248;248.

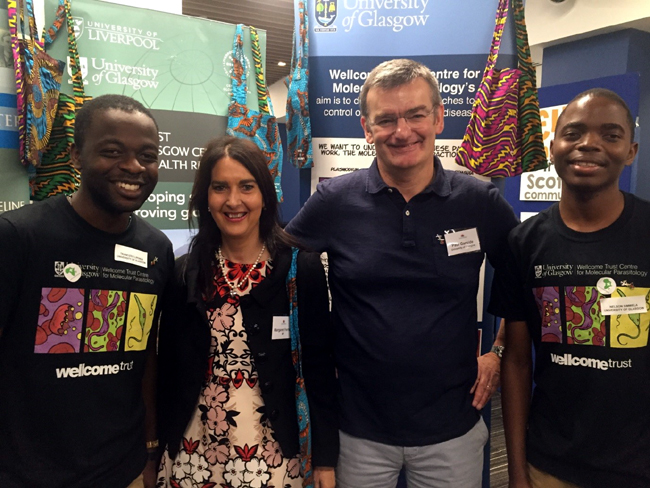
157;247;338;467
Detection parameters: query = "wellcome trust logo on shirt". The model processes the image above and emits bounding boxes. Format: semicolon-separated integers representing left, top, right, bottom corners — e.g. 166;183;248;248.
55;360;134;379
550;353;631;371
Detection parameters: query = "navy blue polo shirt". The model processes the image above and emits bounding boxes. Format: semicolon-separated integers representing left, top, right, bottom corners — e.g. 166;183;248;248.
286;157;517;446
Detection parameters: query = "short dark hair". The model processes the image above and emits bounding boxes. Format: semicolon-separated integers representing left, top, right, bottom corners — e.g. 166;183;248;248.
188;136;297;296
556;88;635;142
74;94;158;150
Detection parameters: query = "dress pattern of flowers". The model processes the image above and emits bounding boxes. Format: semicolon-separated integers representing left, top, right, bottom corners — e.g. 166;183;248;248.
157;258;303;488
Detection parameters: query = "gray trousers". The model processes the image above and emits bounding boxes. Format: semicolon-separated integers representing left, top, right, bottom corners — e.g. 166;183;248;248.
336;418;488;488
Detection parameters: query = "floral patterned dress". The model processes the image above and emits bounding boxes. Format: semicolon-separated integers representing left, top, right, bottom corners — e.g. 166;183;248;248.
157;258;303;488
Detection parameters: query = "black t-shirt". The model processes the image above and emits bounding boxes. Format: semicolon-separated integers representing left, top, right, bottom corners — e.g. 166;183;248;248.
0;196;174;488
490;192;650;488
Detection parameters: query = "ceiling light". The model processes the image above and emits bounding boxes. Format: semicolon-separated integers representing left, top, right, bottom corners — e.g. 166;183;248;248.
277;61;287;66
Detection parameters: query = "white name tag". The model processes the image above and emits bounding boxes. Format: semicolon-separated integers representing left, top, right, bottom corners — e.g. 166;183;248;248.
600;295;648;316
445;228;481;256
271;316;290;340
114;244;148;268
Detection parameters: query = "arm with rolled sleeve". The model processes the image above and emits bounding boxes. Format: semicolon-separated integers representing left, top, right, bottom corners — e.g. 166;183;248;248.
297;251;338;471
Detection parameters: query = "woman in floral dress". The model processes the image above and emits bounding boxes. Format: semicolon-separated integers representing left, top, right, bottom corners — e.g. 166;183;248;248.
156;137;338;488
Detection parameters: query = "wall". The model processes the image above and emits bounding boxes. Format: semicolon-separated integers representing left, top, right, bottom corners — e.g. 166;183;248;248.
102;0;181;14
527;0;650;47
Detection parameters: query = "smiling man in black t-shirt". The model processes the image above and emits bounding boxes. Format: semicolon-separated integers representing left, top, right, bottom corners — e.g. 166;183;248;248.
491;88;650;488
0;95;173;488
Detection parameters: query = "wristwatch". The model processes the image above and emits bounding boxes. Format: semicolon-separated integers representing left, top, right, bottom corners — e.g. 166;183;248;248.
490;345;505;358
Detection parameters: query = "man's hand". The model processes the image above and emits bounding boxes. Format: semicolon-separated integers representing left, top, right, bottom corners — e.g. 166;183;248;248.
470;351;501;410
314;466;336;488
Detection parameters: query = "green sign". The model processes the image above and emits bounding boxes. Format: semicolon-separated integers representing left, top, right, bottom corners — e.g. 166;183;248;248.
45;0;266;115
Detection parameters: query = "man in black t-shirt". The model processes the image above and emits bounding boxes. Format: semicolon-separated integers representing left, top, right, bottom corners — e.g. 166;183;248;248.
0;95;173;488
491;89;650;487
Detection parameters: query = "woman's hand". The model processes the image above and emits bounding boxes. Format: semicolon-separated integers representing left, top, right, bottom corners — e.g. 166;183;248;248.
314;466;336;488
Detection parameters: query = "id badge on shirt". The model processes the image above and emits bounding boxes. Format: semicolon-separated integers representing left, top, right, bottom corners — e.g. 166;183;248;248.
601;295;648;316
271;316;290;340
444;228;481;256
114;244;148;268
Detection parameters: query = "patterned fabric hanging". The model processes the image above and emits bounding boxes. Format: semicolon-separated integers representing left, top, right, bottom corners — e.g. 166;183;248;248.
226;24;284;201
455;0;546;177
7;0;26;163
18;0;64;167
286;248;314;488
32;0;91;200
285;0;313;169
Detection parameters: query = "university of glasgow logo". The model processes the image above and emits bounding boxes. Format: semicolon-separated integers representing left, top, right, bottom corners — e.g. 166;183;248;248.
535;265;543;279
315;0;337;27
54;261;65;276
72;17;84;38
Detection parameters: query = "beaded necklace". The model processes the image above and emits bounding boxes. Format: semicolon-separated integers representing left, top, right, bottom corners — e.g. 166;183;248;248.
216;244;266;297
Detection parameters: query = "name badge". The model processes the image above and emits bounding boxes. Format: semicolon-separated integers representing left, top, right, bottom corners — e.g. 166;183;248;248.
445;228;481;256
114;244;148;268
600;295;648;316
271;316;290;340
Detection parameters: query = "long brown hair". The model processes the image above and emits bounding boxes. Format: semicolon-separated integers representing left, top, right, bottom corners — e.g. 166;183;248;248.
188;136;298;296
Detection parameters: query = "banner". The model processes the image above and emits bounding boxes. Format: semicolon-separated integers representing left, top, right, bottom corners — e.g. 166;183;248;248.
306;2;517;325
305;6;519;481
307;0;517;190
45;0;263;115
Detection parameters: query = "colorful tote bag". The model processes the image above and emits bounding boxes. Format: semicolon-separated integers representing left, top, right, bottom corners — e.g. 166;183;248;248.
285;0;313;169
7;0;26;162
19;0;65;167
511;0;546;173
455;0;546;177
286;248;314;488
226;24;284;201
33;0;90;200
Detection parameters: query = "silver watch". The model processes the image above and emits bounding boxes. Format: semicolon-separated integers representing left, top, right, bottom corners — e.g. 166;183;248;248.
490;345;505;358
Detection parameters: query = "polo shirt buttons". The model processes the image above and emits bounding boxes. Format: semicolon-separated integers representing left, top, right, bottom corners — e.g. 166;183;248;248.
249;323;260;335
256;351;268;363
388;188;393;193
405;210;410;216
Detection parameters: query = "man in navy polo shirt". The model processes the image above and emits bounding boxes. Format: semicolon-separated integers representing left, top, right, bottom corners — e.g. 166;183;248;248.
286;59;517;487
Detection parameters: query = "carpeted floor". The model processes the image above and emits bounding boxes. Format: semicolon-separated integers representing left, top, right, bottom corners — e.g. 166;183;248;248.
489;390;509;487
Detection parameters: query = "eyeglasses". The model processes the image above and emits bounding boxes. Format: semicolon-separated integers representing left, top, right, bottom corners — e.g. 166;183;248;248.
369;107;436;132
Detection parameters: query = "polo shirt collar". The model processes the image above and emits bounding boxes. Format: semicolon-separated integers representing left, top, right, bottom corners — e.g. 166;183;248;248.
366;156;452;197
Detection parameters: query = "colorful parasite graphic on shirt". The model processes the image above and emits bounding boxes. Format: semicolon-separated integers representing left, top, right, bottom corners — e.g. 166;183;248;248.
611;287;650;348
534;286;650;348
35;287;85;353
35;288;158;354
85;289;127;352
